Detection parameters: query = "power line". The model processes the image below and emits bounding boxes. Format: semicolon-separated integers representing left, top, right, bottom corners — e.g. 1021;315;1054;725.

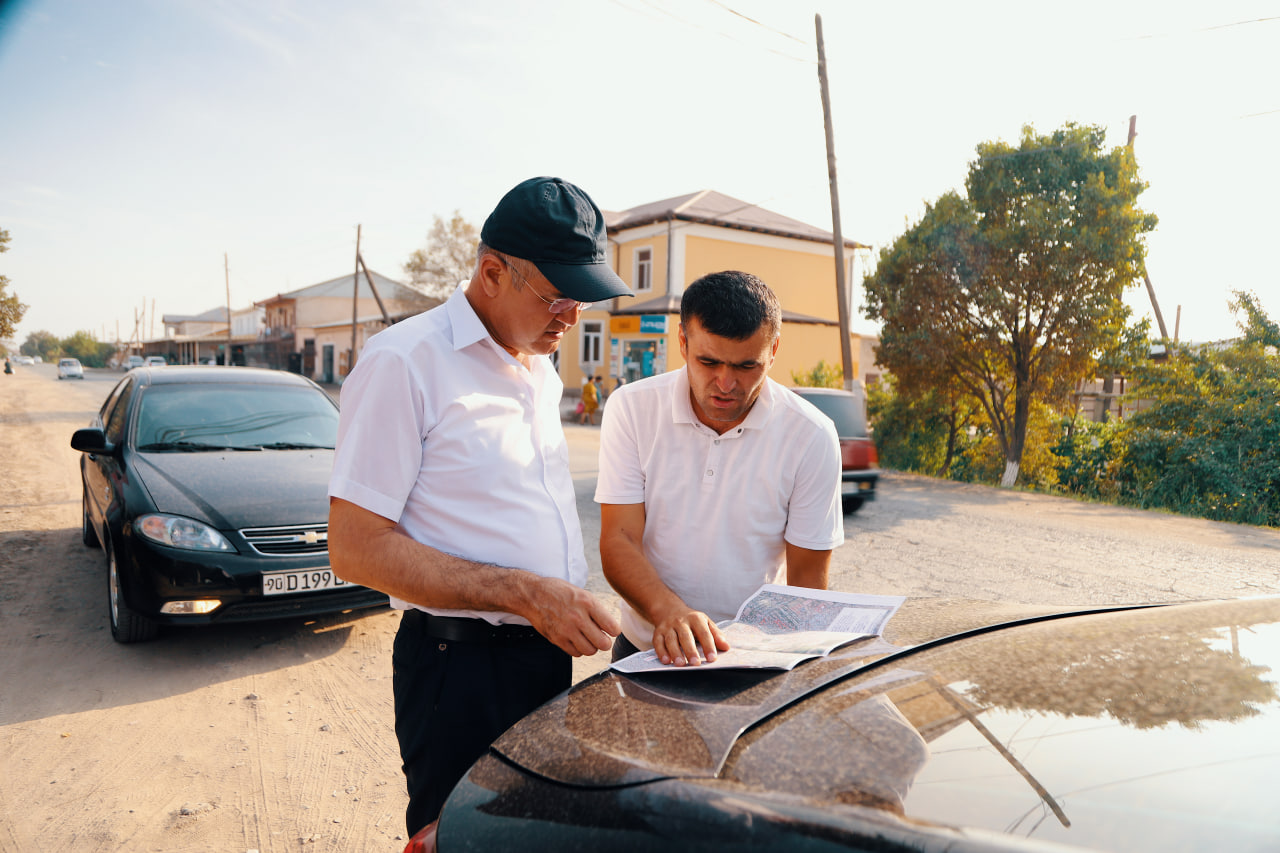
610;0;812;63
702;0;808;45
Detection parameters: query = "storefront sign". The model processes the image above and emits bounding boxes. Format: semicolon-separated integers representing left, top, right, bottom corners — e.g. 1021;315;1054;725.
639;315;668;334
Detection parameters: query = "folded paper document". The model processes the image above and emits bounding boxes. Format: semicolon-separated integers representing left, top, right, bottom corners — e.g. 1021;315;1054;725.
611;584;905;674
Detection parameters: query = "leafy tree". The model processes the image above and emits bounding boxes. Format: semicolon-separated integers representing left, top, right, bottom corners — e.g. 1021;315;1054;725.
863;123;1156;487
403;211;479;298
791;359;843;388
0;228;27;341
60;330;114;368
22;330;61;362
1107;292;1280;526
868;375;978;477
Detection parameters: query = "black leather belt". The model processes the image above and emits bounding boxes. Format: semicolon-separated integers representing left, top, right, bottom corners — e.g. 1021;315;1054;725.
410;610;545;645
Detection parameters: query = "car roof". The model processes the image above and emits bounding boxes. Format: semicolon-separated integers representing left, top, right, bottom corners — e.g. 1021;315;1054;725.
129;366;322;389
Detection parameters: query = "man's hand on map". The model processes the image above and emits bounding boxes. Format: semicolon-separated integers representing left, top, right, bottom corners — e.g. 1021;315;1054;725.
651;607;730;667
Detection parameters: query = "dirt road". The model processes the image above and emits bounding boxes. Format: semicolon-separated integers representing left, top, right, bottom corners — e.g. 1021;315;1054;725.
3;363;1279;852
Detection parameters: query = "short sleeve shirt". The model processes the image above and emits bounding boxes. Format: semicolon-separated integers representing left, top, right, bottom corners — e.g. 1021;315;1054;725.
595;367;844;646
329;286;587;625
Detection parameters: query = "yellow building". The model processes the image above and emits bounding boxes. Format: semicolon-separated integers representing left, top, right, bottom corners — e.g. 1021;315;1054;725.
554;190;872;393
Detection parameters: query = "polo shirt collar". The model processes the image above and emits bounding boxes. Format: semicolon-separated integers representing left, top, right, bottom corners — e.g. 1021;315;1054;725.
670;366;776;433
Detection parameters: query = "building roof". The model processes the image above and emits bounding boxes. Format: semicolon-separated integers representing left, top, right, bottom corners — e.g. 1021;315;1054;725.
162;306;234;325
256;269;418;305
605;190;867;249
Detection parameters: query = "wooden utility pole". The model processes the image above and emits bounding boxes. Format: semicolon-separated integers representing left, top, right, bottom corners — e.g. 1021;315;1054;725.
816;14;855;390
224;253;234;366
351;225;361;375
1127;115;1170;341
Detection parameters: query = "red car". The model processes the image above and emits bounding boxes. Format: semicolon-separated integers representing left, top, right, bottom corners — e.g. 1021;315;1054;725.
791;385;879;514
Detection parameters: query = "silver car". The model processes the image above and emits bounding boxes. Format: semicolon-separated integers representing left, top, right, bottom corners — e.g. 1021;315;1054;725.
58;358;84;380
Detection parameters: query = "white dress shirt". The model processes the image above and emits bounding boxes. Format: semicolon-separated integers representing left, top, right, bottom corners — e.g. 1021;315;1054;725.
595;367;844;648
329;285;587;625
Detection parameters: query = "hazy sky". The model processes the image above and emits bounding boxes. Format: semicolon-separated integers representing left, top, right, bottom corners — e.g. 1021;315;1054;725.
2;0;1276;346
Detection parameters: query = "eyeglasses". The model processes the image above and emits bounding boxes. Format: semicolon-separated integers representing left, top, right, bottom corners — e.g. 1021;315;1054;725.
497;255;590;315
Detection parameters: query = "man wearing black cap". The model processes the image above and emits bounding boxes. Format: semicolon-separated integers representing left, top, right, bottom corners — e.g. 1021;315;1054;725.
328;177;632;841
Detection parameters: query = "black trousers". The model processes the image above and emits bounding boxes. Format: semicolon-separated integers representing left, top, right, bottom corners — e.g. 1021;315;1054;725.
392;610;569;836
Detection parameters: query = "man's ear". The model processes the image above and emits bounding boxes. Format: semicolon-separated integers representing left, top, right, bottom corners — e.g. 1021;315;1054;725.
476;254;506;298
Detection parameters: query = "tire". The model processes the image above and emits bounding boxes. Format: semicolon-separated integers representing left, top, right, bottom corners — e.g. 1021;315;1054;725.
107;541;158;643
81;490;99;548
842;496;864;515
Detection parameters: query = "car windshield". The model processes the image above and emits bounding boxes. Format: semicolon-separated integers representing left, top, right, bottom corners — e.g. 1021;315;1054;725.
133;383;338;451
799;392;867;436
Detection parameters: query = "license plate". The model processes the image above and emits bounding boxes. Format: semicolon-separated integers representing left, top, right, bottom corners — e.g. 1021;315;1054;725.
263;568;349;596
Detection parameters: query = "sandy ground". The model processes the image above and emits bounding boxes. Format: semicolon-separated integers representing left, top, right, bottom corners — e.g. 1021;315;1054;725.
3;362;1279;853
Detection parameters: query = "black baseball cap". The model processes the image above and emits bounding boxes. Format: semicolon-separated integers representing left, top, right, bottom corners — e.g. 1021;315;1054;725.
481;177;633;303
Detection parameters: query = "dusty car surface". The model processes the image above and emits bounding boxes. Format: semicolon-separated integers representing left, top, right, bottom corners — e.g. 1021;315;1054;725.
71;365;387;642
791;385;879;514
436;596;1280;852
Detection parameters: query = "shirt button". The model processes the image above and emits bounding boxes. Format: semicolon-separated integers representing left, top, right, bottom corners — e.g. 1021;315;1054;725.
706;469;714;477
714;440;721;446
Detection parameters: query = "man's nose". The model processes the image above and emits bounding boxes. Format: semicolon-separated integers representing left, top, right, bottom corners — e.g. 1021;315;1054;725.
713;368;737;392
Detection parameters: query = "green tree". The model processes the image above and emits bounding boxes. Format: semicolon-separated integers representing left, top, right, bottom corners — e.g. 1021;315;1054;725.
403;211;480;298
868;374;978;477
0;228;28;341
1108;292;1280;526
60;330;114;368
22;330;61;362
791;359;843;388
863;123;1156;487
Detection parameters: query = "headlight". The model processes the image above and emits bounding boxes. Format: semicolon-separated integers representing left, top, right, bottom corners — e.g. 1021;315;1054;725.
135;514;234;551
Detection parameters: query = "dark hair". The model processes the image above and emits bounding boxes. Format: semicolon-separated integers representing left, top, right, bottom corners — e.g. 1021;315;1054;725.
680;270;781;341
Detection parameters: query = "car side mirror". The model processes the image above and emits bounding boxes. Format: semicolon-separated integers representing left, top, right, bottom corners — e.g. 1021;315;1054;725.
71;427;115;455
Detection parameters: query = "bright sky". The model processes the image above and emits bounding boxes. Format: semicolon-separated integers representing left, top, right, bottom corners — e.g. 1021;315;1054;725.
2;0;1276;347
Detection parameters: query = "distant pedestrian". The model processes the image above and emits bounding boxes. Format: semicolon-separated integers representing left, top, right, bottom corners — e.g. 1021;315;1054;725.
579;375;599;424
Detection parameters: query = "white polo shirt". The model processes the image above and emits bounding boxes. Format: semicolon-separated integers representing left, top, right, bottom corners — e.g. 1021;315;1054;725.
329;285;587;625
595;367;844;648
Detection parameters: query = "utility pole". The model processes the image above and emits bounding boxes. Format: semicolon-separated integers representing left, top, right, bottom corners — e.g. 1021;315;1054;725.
351;225;361;376
225;253;234;366
1127;115;1170;341
816;13;855;390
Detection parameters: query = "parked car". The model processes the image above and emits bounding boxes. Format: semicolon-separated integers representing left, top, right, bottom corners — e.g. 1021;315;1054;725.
146;355;167;366
125;355;145;370
57;357;84;379
791;385;879;513
71;366;387;642
435;596;1280;852
13;354;35;365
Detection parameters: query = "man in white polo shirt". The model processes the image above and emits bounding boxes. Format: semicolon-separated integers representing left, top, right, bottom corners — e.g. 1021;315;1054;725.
597;270;844;667
328;177;631;841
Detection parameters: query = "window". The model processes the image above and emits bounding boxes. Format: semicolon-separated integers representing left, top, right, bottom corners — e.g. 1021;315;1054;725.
581;320;603;367
633;247;652;292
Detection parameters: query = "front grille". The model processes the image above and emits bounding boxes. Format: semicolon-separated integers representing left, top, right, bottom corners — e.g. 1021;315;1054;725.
240;524;328;556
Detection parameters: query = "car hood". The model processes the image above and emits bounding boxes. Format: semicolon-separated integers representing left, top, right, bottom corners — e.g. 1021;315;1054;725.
490;599;1102;787
132;449;333;529
492;596;1280;852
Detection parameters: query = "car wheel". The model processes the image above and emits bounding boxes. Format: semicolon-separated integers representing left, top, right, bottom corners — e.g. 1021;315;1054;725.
107;541;158;643
842;496;864;514
81;490;99;548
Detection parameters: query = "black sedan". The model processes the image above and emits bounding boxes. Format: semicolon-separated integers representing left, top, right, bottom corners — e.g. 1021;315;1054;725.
436;596;1280;852
72;366;387;642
